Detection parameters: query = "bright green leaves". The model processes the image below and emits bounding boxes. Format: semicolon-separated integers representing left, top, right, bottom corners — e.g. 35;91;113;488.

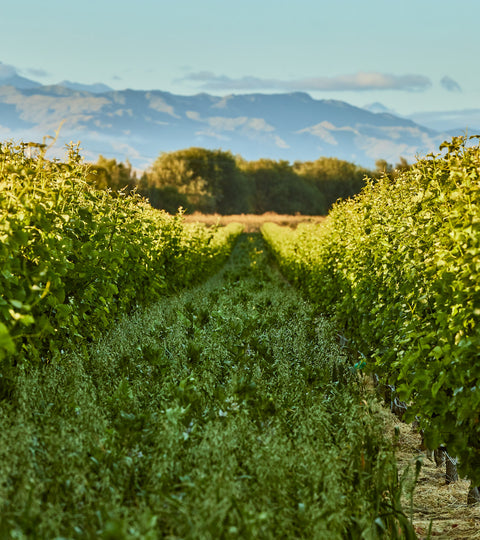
262;135;480;484
0;323;14;360
0;141;243;366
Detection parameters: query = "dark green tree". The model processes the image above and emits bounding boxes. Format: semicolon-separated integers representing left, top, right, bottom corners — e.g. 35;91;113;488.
374;159;393;176
241;159;325;215
295;157;369;211
86;155;137;192
142;148;252;213
138;184;189;214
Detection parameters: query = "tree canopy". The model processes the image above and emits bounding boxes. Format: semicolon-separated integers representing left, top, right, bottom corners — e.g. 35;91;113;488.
86;155;137;192
239;158;325;214
88;148;378;215
141;148;251;214
294;157;369;210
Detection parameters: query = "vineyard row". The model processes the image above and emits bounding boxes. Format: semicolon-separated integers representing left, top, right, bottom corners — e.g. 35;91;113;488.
0;142;242;371
261;136;480;486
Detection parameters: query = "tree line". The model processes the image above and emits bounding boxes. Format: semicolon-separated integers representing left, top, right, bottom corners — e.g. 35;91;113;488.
85;148;409;215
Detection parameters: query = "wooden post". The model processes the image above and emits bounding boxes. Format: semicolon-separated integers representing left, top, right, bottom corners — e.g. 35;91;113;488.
467;485;480;505
445;452;458;484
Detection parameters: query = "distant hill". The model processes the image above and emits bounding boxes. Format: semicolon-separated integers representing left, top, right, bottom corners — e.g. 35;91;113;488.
363;102;400;116
56;80;113;94
0;80;465;170
407;109;480;134
0;73;42;90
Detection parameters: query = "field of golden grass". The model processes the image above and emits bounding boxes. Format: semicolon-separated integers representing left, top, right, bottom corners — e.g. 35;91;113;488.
183;212;326;232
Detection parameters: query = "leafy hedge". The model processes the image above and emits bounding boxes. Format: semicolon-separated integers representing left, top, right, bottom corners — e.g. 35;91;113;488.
0;142;242;369
262;136;480;483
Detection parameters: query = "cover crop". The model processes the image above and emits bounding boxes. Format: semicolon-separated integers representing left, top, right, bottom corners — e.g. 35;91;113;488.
0;235;415;538
0;141;242;370
262;136;480;484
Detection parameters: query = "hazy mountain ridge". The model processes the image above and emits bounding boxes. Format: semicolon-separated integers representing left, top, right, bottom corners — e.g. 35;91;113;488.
0;76;474;170
0;74;43;90
407;109;480;134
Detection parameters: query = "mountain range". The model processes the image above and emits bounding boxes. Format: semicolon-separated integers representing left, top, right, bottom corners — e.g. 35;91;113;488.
0;74;478;171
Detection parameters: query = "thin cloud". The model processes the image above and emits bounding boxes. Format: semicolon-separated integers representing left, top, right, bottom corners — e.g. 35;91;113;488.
25;68;50;78
0;62;18;80
0;63;49;81
440;75;462;92
180;71;432;92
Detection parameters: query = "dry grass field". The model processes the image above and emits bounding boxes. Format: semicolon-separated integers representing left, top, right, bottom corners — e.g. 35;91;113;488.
380;405;480;539
183;212;327;232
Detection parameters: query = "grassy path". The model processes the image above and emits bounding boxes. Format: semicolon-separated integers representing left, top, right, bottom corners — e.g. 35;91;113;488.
0;234;414;539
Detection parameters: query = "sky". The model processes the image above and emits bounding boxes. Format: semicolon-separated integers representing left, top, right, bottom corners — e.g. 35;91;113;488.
0;0;478;116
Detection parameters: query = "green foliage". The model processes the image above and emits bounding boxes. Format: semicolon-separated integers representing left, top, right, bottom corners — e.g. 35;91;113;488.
374;157;411;179
0;235;414;538
139;184;189;215
0;142;242;367
240;158;325;214
262;135;480;484
294;156;369;210
141;147;252;214
85;155;137;192
137;148;372;215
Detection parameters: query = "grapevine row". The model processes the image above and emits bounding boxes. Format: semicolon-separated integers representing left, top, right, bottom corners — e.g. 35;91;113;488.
262;136;480;484
0;142;242;367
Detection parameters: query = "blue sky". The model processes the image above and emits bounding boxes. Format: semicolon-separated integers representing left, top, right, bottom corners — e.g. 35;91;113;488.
0;0;477;115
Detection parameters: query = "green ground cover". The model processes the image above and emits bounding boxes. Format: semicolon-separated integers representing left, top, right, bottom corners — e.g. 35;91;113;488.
0;234;414;539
